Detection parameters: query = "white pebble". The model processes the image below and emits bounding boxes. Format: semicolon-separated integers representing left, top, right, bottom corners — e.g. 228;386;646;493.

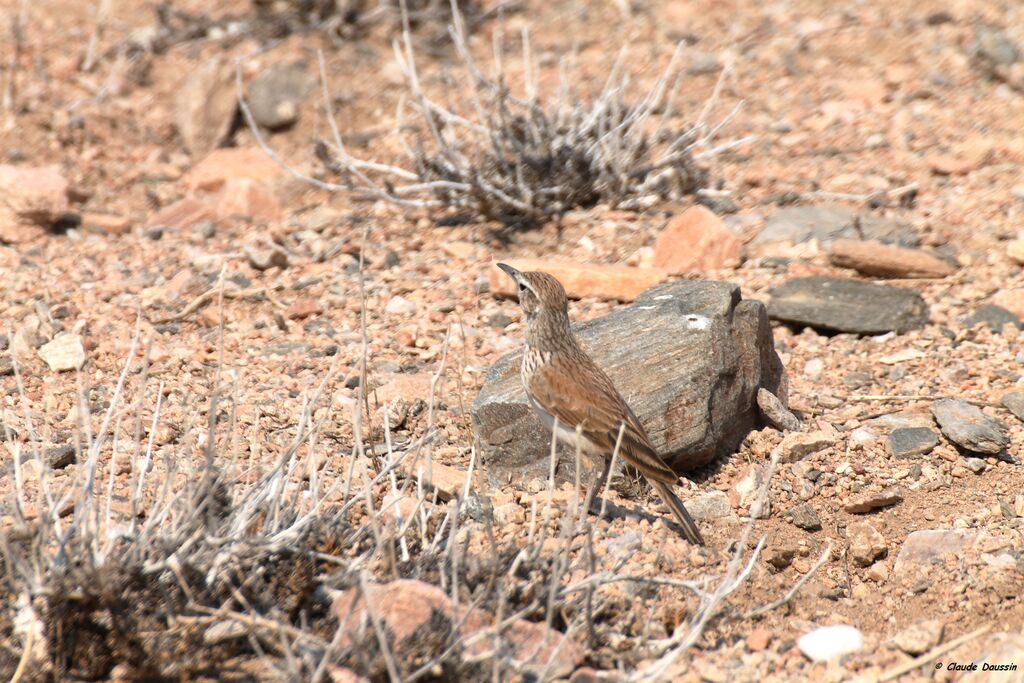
850;427;876;448
385;296;417;315
803;358;824;379
798;624;864;662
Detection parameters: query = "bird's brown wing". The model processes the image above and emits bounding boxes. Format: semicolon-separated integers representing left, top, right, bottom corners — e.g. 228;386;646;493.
527;358;679;485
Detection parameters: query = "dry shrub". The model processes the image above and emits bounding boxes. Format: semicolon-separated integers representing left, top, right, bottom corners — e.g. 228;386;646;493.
305;6;745;227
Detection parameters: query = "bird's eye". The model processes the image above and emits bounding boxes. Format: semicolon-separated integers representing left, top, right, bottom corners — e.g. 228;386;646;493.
518;283;526;292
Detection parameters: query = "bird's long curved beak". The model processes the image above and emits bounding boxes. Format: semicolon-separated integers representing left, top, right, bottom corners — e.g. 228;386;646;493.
496;262;520;280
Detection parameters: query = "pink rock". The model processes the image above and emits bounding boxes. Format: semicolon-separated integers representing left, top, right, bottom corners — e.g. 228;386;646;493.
187;147;283;192
489;259;669;302
284;297;322;320
331;579;487;653
330;579;582;678
0;164;69;225
215;178;282;222
993;288;1024;319
653;205;742;274
82;212;131;236
146;197;215;231
502;618;584;679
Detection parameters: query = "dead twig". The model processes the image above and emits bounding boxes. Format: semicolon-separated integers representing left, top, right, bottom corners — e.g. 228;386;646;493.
147;286;284;324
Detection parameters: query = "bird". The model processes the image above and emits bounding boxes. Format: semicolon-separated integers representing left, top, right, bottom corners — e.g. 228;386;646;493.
496;263;705;546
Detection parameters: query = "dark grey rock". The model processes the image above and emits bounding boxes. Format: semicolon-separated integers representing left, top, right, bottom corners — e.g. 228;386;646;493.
962;304;1022;332
0;354;12;376
1003;391;1024;423
925;11;953;25
888;427;940;458
768;277;929;334
785;503;822;531
46;444;76;469
473;281;785;484
247;62;316;130
752;205;919;248
931;398;1009;454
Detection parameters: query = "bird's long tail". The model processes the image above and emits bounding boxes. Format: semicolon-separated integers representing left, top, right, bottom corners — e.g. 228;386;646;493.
651;480;705;546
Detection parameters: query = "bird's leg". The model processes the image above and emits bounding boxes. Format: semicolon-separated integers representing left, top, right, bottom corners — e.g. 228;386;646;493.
581;457;612;517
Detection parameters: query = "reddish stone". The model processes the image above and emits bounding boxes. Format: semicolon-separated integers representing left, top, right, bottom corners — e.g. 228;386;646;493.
0;164;69;225
285;297;322;320
489;259;669;302
502;618;584;679
828;239;955;278
215;178;282;222
187;147;283;192
82;212;131;236
747;627;773;652
653;206;743;274
993;288;1024;319
331;579;487;653
146;197;215;231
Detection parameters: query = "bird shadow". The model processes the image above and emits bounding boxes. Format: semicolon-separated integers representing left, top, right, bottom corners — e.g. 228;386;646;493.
587;497;697;540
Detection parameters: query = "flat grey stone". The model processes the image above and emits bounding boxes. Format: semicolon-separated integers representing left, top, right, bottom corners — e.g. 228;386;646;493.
769;276;929;334
893;529;979;574
868;411;936;431
752;204;918;247
1001;391;1024;423
962;304;1022;332
473;280;785;485
888;427;940;458
932;398;1009;454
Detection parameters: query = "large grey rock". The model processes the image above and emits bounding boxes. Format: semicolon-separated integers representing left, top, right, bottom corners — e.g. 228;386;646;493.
932;398;1009;454
768;276;929;334
473;281;785;485
752;205;919;248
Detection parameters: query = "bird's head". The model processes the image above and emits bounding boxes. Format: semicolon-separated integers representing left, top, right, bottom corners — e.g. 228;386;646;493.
496;263;569;323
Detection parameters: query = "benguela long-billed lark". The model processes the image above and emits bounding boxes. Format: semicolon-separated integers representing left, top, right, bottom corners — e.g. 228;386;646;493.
496;263;704;546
